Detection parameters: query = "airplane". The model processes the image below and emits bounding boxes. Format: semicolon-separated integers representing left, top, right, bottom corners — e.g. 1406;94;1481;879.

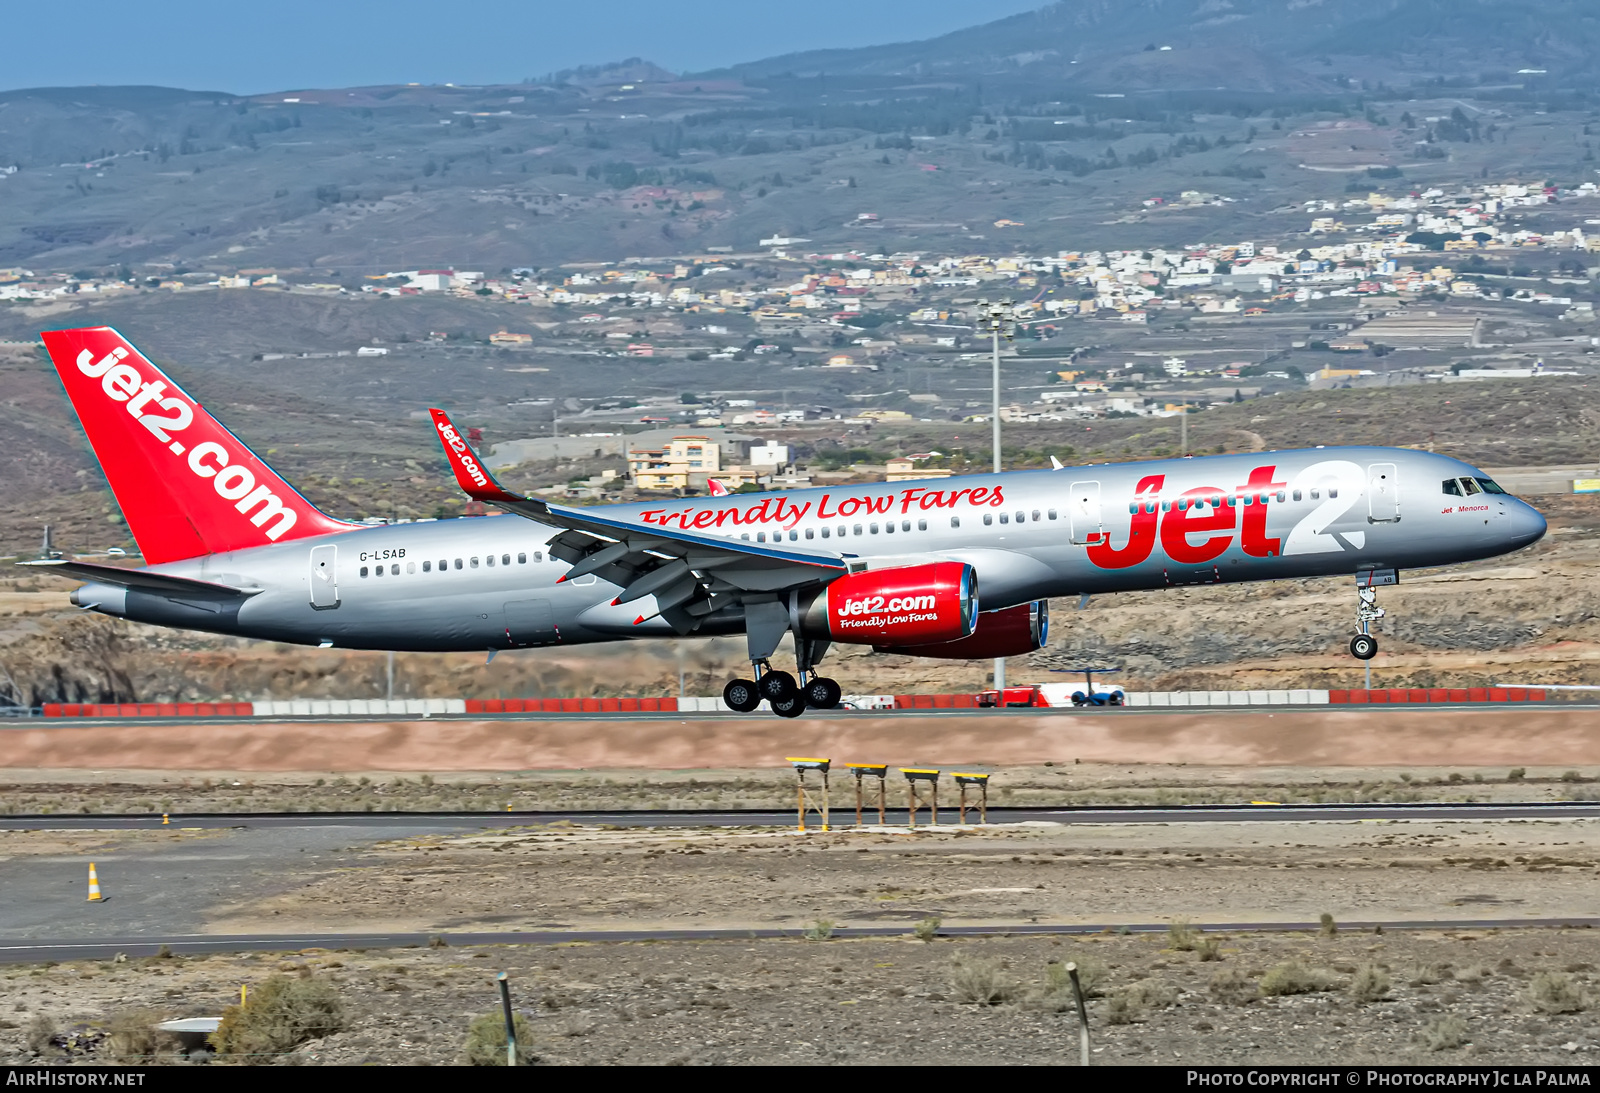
24;326;1548;718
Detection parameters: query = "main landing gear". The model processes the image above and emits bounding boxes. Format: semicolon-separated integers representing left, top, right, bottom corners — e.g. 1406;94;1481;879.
724;599;844;718
724;660;842;718
1348;571;1392;661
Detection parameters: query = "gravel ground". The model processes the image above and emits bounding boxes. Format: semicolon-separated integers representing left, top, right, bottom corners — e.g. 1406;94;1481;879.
1;930;1596;1066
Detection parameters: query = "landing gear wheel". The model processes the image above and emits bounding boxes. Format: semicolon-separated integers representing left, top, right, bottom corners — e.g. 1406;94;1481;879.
1350;634;1378;661
724;678;761;713
800;676;842;710
757;670;797;703
770;694;807;718
1108;692;1124;706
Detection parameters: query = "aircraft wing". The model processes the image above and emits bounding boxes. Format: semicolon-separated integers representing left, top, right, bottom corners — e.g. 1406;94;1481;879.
14;559;261;596
427;409;847;631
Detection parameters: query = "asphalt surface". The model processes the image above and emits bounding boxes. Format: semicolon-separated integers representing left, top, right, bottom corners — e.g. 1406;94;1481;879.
3;801;1599;831
5;919;1599;965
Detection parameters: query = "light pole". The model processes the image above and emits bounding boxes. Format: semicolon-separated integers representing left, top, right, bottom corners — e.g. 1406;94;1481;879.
975;299;1018;692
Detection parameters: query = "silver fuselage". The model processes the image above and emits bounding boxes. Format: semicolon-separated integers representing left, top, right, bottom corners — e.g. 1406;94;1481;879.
72;447;1547;652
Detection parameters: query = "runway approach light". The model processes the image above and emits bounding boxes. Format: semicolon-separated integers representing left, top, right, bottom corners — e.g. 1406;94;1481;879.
786;758;831;832
87;862;104;902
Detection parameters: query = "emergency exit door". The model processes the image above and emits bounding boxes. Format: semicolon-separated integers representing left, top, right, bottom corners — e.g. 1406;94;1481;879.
1367;463;1400;523
309;544;340;609
1068;481;1103;545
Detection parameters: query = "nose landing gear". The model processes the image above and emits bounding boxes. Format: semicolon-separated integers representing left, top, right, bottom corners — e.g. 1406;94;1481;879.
1348;570;1394;661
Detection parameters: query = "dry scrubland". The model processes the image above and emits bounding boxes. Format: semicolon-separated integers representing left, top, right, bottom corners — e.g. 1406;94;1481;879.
0;931;1596;1066
1;763;1598;816
4;809;1600;1065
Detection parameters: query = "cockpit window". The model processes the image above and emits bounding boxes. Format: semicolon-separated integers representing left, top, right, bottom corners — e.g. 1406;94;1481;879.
1460;478;1482;496
1442;479;1462;497
1475;477;1507;495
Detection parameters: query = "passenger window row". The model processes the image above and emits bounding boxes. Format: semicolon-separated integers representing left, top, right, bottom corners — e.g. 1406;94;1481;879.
359;551;543;579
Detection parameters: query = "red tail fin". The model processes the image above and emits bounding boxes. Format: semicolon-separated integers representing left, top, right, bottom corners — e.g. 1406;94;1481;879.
41;326;354;563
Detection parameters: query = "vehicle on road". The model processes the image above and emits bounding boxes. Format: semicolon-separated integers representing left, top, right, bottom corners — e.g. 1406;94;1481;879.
27;327;1548;717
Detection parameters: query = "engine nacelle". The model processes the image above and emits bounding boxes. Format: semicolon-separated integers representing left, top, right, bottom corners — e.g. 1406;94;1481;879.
799;561;977;646
875;599;1048;660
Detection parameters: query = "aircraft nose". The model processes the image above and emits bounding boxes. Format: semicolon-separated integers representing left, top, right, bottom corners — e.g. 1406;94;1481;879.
1506;501;1547;549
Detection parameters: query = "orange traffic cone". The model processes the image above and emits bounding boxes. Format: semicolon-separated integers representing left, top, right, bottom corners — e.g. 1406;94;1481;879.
87;863;104;902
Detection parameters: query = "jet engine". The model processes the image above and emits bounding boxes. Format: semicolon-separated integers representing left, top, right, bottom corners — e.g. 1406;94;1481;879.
874;599;1048;659
796;561;977;646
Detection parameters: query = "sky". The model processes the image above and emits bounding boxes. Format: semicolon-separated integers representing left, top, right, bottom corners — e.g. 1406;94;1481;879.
1;0;1049;94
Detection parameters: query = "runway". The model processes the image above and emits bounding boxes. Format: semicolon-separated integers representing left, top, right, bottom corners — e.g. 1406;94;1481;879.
5;918;1600;966
3;800;1600;831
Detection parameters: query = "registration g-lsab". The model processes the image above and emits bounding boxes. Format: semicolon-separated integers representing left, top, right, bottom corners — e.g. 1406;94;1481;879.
29;327;1548;716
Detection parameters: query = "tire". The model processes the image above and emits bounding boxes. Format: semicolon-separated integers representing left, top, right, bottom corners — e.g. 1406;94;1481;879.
1071;692;1086;707
1350;634;1378;661
724;678;761;713
1108;692;1124;706
771;694;807;718
801;676;842;710
757;670;798;703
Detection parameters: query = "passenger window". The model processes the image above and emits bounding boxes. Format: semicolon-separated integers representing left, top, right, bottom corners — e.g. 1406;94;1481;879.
1328;487;1339;499
454;559;463;569
902;520;911;532
360;566;369;578
1226;495;1238;507
983;514;993;526
950;516;961;528
1049;509;1058;519
487;555;495;567
535;552;543;562
999;513;1009;524
1161;500;1170;512
1442;479;1462;497
884;522;894;533
1309;489;1320;501
741;533;750;540
470;557;479;568
502;554;511;566
517;553;526;564
853;524;862;535
757;532;766;542
1276;491;1286;503
917;519;927;531
423;561;431;572
805;528;814;539
1292;490;1302;502
1128;502;1138;515
1461;478;1482;496
820;527;830;538
789;531;798;541
407;562;415;574
390;564;399;576
869;523;879;534
1031;510;1039;522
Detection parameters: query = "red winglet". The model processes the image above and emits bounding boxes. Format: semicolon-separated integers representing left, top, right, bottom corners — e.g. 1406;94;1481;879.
428;408;525;504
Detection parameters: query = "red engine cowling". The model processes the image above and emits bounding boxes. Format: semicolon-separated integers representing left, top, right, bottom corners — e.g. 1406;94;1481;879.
801;561;978;646
875;600;1048;659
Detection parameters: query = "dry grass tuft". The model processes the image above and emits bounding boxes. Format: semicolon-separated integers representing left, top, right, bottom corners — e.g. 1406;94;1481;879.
803;919;835;942
461;1012;536;1066
948;957;1016;1005
1528;971;1586;1014
1196;936;1223;962
1209;967;1256;1005
210;974;346;1059
25;1014;58;1055
106;1009;171;1063
1260;961;1339;997
1167;919;1200;951
1421;1015;1469;1051
1348;964;1392;1003
912;916;940;943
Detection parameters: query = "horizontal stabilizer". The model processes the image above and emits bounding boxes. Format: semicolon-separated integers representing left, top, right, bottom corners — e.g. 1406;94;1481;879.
15;559;259;597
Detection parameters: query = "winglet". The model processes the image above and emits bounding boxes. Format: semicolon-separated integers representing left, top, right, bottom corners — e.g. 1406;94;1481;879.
1050;455;1064;471
428;408;527;505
